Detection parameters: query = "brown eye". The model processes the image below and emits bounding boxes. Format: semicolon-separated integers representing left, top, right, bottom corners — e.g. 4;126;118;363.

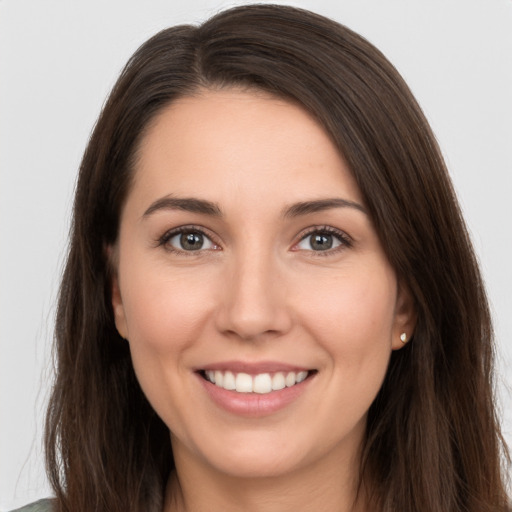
297;231;343;252
310;234;334;251
166;230;216;252
180;232;204;251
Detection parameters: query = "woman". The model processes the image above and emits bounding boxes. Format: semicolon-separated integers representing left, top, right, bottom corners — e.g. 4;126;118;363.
17;4;510;512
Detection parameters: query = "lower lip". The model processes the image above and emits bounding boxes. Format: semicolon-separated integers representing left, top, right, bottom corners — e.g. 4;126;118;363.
197;373;314;417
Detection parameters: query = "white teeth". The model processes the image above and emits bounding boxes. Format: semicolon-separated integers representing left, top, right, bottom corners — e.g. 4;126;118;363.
223;371;236;390
296;371;308;383
204;370;310;394
253;373;272;394
235;372;253;392
285;372;296;387
272;372;286;390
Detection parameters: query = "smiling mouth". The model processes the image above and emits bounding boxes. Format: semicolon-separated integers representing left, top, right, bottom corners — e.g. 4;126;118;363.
199;369;316;394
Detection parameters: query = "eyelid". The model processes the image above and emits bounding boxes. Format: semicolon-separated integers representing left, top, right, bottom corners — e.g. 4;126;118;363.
291;225;353;254
157;224;222;253
156;224;351;255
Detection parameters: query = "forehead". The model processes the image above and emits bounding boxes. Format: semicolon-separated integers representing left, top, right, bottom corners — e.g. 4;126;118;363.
130;88;363;210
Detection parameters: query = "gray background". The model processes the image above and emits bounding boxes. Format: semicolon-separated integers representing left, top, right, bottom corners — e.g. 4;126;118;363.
1;0;511;509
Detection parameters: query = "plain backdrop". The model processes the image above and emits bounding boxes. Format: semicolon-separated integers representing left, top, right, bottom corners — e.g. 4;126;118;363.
1;0;511;509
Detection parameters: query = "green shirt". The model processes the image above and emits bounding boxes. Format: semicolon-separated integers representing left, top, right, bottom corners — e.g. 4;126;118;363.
10;499;54;512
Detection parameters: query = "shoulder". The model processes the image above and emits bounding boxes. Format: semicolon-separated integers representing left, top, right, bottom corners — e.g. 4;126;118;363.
10;498;55;512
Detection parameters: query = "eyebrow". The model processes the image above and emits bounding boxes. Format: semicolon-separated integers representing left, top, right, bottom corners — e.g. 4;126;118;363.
282;198;367;217
142;195;367;220
142;196;222;218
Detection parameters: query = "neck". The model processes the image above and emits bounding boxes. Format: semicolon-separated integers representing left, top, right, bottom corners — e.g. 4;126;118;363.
164;438;367;512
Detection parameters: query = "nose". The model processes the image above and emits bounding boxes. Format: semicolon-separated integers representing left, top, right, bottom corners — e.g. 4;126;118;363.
215;248;293;342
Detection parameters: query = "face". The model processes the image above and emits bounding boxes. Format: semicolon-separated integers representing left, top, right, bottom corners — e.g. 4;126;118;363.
111;89;415;481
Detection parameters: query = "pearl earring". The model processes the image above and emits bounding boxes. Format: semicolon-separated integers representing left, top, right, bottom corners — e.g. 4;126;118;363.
400;332;408;344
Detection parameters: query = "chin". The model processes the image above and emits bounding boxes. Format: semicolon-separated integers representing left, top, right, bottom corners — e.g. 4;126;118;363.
193;428;329;480
212;449;306;480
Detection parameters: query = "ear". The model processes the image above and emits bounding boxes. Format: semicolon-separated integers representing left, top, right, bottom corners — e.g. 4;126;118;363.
391;280;417;350
107;245;129;340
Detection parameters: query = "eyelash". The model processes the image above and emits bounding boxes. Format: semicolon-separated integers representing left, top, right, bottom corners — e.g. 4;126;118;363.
293;225;353;256
157;224;353;256
157;225;221;256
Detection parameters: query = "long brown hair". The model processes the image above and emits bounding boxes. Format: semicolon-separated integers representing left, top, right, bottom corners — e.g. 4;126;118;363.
45;4;510;511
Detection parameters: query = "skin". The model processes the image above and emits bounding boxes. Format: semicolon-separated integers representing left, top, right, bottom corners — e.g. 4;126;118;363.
111;89;416;512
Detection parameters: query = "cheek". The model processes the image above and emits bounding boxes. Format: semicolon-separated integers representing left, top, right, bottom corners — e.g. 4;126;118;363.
119;258;217;356
118;263;219;427
295;262;397;363
295;265;397;432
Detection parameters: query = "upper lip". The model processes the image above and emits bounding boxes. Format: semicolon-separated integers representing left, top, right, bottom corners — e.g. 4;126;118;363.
197;360;313;375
